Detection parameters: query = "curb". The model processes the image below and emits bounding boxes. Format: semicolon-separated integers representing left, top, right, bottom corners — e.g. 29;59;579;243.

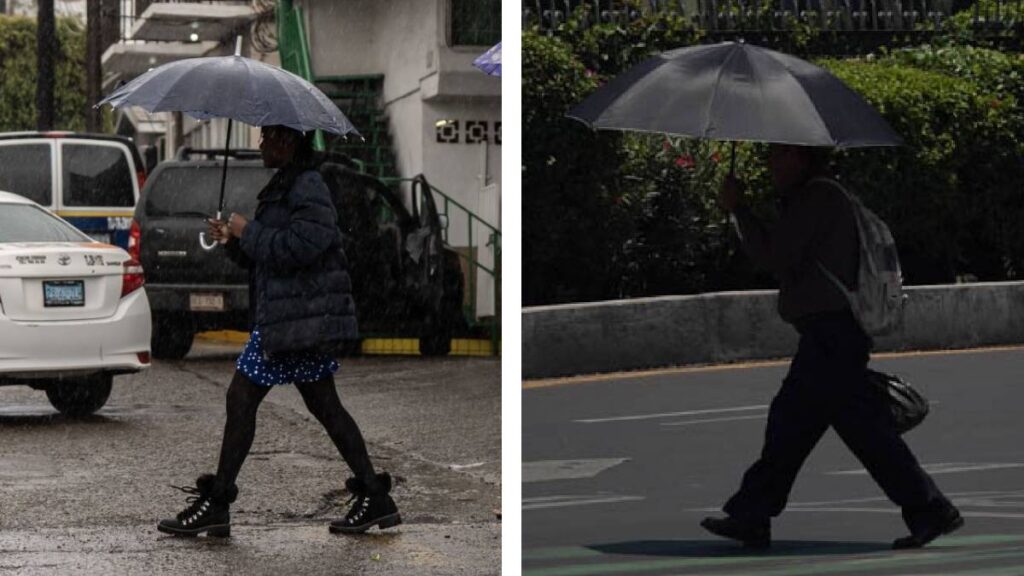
195;331;497;357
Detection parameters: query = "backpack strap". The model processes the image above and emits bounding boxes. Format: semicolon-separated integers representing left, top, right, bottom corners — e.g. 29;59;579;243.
807;177;858;297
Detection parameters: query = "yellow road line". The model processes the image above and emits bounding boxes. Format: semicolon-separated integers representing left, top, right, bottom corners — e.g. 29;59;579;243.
523;344;1024;390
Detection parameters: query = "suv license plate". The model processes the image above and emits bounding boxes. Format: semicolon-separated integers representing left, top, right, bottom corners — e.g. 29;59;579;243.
43;280;85;307
190;293;224;311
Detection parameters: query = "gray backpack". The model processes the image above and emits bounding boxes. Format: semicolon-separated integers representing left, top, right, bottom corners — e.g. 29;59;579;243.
813;178;905;336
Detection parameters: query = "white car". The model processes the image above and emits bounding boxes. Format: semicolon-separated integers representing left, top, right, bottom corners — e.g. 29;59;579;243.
0;191;151;415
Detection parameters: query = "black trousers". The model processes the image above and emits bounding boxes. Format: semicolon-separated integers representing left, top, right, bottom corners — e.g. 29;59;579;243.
723;309;953;532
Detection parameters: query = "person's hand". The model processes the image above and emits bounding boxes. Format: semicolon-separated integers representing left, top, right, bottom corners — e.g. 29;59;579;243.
227;213;249;238
719;174;744;213
206;218;229;242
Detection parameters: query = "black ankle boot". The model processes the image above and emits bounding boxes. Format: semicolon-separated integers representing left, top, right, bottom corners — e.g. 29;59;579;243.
157;474;236;537
329;472;402;535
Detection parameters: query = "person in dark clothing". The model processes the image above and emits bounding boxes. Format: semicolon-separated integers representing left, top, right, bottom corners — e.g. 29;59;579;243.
701;144;962;550
157;125;400;538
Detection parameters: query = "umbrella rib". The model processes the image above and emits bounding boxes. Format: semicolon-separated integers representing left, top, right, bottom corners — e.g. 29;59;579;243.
766;53;838;147
702;46;743;140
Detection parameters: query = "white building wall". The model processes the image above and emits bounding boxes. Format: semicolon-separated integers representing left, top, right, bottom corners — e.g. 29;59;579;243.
303;0;500;318
303;0;500;227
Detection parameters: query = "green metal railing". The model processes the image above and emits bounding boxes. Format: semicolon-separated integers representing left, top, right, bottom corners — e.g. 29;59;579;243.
385;176;502;355
277;0;326;151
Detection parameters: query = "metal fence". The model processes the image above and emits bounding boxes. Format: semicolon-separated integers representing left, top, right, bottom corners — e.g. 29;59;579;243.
523;0;1021;35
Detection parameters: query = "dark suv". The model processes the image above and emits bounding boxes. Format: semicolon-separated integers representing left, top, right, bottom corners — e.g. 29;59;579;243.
133;149;465;358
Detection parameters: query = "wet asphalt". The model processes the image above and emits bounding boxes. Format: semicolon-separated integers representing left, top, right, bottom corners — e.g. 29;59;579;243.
0;341;501;575
524;347;1024;576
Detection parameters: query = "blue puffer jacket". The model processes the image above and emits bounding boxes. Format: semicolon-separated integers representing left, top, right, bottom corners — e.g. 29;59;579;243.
226;163;358;354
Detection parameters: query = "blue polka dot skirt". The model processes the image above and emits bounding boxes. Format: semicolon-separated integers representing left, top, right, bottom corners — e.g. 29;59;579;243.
236;328;339;387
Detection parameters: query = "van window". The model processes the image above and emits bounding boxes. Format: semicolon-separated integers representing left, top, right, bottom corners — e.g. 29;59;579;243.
62;143;135;207
0;144;53;205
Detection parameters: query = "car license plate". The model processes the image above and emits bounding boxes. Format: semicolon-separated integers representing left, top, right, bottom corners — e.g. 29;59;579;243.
43;280;85;307
190;292;224;311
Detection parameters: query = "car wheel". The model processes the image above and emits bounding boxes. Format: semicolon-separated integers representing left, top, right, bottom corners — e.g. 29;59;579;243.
151;314;194;360
45;374;112;417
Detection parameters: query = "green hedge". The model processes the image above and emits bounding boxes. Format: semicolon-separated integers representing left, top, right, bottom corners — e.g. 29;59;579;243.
823;55;1024;282
0;15;88;132
524;17;1024;305
522;32;635;305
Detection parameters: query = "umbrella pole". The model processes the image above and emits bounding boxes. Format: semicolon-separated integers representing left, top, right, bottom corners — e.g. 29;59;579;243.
729;141;737;176
217;118;233;220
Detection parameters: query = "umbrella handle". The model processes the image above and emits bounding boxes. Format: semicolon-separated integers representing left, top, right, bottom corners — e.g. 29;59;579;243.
199;232;219;251
198;211;224;251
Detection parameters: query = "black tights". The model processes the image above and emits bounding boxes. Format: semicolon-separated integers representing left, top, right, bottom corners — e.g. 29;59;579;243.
212;371;377;497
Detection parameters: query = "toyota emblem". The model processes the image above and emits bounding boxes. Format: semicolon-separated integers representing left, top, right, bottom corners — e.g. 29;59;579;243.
58;254;71;266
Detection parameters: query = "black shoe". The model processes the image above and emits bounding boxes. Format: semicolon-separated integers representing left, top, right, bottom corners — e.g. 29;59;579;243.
157;474;235;538
701;516;771;549
893;508;964;549
329;472;402;535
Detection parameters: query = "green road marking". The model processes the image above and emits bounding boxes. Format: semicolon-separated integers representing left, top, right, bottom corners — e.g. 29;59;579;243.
522;537;1024;576
939;566;1024;576
929;533;1024;548
704;549;1024;576
523;547;604;562
522;534;1024;563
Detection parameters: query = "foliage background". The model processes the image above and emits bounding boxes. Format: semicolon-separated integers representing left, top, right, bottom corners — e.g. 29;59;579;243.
0;15;92;132
523;9;1024;306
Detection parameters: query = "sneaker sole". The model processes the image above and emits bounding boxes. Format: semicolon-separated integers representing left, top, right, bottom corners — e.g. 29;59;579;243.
893;515;965;549
329;512;402;535
700;520;770;549
157;523;231;538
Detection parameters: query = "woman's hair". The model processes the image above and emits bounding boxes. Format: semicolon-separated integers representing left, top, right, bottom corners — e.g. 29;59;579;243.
293;130;317;167
268;125;317;167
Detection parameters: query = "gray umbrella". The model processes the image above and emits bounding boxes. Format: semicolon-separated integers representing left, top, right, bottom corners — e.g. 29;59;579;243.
96;39;358;249
568;41;902;152
98;54;357;137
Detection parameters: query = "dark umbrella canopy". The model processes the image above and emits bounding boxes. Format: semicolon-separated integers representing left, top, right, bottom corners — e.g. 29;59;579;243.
568;41;902;148
98;55;358;137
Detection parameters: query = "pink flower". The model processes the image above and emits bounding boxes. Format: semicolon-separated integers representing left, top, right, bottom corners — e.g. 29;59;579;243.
675;155;695;169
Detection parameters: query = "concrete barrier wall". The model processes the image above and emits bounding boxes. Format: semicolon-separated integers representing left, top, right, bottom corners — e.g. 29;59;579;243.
523;282;1024;379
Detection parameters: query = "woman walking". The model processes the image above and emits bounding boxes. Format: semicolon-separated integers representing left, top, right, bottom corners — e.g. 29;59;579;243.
157;125;400;538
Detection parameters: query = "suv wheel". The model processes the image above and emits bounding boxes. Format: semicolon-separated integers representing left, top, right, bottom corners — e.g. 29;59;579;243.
46;374;112;416
152;314;195;360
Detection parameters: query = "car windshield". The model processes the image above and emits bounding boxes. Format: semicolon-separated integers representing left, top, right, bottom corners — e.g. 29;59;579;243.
145;164;274;217
0;203;91;242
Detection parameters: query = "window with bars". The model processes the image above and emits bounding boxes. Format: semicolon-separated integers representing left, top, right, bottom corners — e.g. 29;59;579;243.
450;0;500;46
